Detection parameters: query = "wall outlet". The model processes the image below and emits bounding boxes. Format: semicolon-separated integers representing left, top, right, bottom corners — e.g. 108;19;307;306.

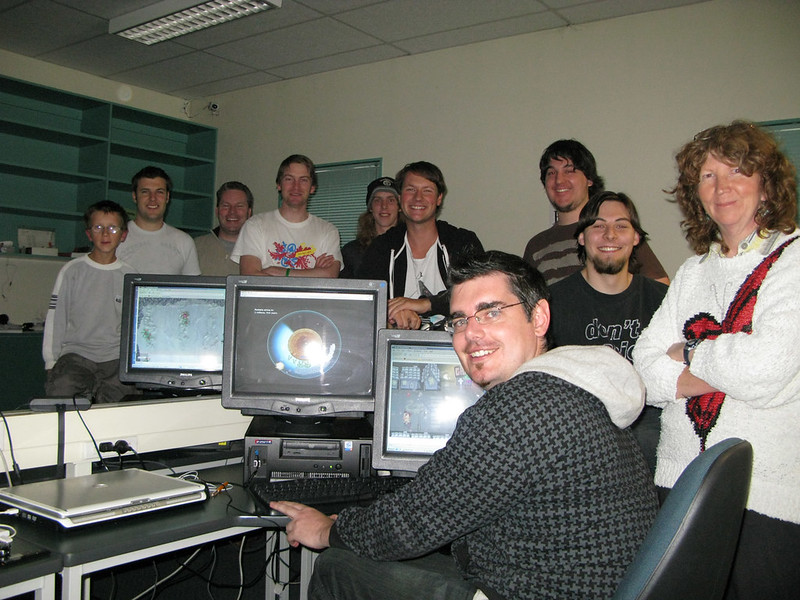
83;436;139;460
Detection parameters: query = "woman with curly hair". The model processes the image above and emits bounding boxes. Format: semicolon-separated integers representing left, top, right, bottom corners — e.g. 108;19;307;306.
634;120;800;599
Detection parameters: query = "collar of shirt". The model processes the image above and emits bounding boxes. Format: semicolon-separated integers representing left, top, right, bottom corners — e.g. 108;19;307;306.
704;229;782;261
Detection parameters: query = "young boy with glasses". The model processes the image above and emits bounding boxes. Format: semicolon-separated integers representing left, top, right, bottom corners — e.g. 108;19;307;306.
42;200;139;403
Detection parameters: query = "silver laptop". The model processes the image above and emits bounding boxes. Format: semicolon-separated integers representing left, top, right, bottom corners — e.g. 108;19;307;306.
0;469;208;528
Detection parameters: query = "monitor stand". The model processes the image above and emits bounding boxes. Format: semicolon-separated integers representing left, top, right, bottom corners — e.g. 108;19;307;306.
124;387;221;402
247;415;371;439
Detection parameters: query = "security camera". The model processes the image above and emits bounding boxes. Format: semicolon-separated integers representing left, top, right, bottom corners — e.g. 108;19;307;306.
207;102;220;112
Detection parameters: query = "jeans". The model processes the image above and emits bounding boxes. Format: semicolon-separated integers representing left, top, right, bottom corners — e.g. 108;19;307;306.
309;548;478;600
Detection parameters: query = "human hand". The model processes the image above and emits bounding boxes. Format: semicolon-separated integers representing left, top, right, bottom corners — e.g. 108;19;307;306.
388;297;431;319
261;266;288;277
315;253;335;269
667;341;686;363
389;309;421;330
269;501;335;549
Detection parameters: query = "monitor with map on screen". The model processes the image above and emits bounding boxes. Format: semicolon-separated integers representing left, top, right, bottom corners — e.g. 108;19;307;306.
372;329;485;476
119;274;226;393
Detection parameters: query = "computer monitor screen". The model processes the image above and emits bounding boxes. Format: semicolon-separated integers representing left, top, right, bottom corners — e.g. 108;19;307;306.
372;329;485;475
222;276;388;419
119;274;226;392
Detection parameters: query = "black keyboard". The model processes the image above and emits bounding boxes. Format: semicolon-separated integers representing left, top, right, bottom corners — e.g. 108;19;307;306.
248;476;411;508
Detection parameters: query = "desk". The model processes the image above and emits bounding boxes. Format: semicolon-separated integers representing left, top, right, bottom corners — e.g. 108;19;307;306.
0;549;60;600
3;465;293;600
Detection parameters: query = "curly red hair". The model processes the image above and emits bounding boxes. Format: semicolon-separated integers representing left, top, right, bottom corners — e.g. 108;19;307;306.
670;120;797;255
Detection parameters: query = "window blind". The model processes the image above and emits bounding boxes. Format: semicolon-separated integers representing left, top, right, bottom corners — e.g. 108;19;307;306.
308;159;382;245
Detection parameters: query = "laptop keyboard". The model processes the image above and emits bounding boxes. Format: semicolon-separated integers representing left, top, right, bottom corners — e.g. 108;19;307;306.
248;476;411;508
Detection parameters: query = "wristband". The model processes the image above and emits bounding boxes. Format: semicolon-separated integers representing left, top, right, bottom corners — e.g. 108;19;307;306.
683;338;701;366
285;268;291;277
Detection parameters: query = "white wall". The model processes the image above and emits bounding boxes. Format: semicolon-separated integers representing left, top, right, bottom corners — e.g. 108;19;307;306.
202;0;800;279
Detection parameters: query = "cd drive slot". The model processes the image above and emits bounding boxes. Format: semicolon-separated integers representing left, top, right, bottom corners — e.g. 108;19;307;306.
280;440;342;459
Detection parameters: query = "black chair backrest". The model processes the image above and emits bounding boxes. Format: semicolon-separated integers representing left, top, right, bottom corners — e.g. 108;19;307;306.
612;437;753;600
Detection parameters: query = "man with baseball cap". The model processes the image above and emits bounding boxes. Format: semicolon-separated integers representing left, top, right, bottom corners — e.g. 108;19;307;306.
341;177;401;278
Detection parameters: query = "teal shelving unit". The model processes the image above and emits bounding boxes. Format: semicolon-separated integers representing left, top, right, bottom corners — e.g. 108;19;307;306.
0;75;217;256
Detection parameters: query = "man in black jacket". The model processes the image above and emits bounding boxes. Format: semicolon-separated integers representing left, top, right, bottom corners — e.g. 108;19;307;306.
357;161;483;329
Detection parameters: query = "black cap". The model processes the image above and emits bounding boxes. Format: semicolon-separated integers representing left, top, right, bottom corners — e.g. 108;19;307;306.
365;177;398;207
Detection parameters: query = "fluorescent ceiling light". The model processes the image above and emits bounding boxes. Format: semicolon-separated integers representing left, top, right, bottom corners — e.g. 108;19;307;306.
109;0;282;45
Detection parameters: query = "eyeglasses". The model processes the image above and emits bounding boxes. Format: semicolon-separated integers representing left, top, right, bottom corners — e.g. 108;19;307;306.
445;302;525;334
89;225;122;234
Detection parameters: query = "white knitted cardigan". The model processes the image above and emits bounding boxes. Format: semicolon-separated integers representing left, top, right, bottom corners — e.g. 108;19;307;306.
634;229;800;524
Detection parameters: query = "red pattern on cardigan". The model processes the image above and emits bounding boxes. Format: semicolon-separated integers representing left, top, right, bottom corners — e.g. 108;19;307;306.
682;237;797;451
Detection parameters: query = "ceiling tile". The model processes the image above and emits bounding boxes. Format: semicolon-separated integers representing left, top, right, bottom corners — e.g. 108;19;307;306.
0;0;27;11
267;43;406;79
39;35;192;77
174;70;282;98
395;11;566;55
0;0;105;56
294;0;384;16
207;17;380;70
51;0;165;20
557;0;707;24
113;51;255;93
336;0;548;42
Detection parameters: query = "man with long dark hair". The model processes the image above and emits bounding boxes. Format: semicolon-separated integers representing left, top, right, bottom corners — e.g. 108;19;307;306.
522;140;668;285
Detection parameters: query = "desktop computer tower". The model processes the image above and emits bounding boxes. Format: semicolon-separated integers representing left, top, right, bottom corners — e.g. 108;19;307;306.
243;416;374;482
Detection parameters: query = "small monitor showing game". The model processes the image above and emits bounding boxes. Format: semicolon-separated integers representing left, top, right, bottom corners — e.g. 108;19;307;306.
372;329;485;475
222;276;388;422
119;274;226;392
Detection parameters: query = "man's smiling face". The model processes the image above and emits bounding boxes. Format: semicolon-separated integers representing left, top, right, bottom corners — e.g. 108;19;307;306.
450;272;547;390
578;200;640;275
544;157;593;215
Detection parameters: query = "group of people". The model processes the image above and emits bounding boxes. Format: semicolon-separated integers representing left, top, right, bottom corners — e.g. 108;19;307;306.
42;120;799;599
275;122;800;600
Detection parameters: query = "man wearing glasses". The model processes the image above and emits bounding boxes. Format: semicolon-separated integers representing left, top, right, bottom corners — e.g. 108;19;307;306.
272;251;658;600
42;200;138;403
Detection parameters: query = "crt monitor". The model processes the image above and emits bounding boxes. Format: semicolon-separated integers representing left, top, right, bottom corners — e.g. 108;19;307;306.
119;274;226;392
372;329;485;476
222;276;388;421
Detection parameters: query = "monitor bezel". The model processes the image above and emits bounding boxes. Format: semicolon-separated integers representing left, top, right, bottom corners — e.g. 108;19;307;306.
221;275;388;419
118;273;227;392
372;329;477;475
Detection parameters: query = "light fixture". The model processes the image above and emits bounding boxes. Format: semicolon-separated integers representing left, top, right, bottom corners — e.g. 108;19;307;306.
109;0;282;45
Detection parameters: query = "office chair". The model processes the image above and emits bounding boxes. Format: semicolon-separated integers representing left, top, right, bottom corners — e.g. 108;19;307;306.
612;437;753;600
